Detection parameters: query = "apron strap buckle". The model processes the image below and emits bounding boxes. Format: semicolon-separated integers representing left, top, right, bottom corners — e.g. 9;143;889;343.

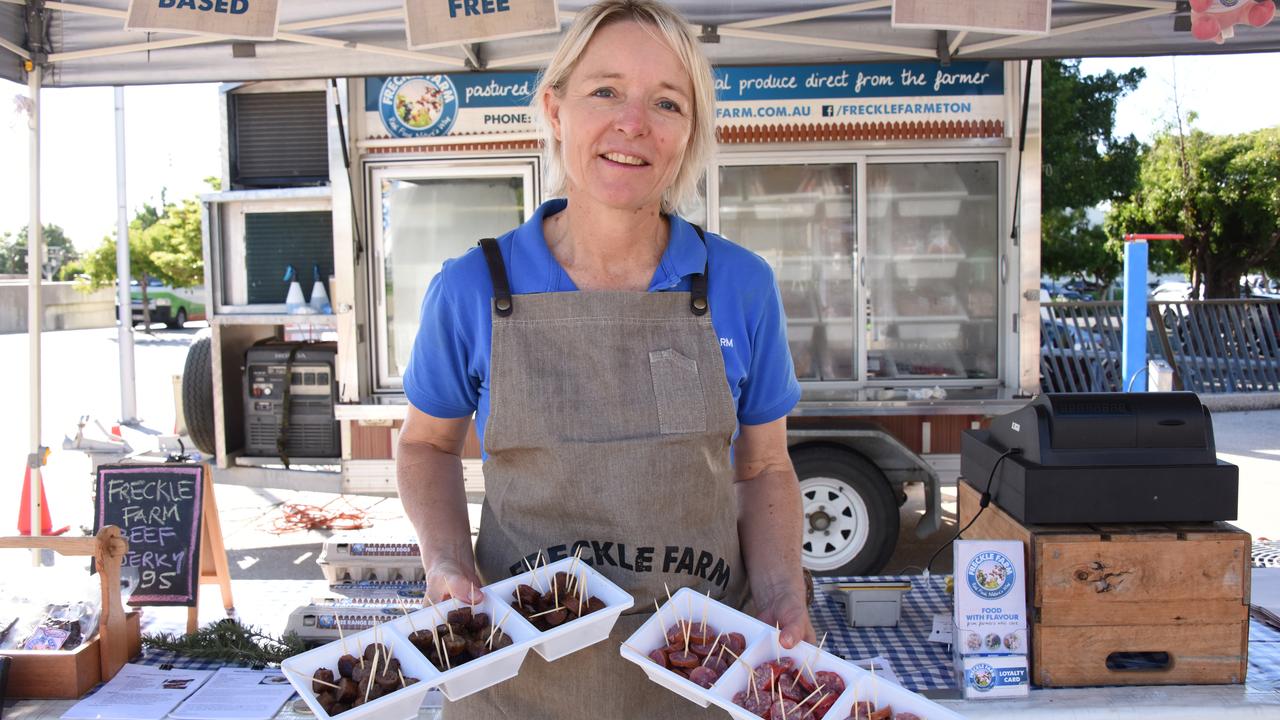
479;237;514;317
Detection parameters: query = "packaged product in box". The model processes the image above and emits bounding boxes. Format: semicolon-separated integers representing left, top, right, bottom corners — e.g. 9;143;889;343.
953;539;1026;655
956;652;1030;699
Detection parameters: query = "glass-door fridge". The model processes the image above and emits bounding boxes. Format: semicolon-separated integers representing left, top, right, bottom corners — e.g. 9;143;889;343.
367;159;538;391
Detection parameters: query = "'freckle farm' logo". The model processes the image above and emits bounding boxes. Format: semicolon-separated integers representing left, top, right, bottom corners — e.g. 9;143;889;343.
968;663;996;691
380;75;458;138
966;550;1016;600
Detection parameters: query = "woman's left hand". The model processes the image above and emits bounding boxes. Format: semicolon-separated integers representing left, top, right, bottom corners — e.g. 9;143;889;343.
754;584;817;650
735;418;816;650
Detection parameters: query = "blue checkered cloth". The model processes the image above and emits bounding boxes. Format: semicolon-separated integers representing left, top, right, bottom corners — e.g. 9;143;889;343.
813;576;1280;693
811;576;956;692
1249;615;1280;686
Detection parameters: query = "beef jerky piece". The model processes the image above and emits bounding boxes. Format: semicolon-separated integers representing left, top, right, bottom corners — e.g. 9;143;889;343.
514;584;540;609
408;630;435;655
374;669;400;692
312;668;336;694
542;608;569;627
362;643;389;663
337;654;359;679
703;655;729;676
667;650;699;669
490;630;514;649
467;638;491;658
585;596;606;614
446;607;473;627
337;677;358;703
688;665;719;689
467;612;490;635
442;634;468;657
725;632;747;657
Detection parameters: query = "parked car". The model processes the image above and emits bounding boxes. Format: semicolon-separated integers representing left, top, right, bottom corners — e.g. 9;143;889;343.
128;278;207;329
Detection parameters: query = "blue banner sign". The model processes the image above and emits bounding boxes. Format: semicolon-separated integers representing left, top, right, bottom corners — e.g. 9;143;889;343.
363;61;1004;138
713;61;1003;102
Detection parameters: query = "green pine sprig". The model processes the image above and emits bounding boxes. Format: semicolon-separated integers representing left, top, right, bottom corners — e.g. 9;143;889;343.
142;619;309;666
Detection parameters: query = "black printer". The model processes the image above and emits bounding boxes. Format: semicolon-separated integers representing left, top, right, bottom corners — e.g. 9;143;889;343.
961;392;1238;524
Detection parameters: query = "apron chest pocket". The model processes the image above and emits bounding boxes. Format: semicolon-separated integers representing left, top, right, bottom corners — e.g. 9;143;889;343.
649;348;707;435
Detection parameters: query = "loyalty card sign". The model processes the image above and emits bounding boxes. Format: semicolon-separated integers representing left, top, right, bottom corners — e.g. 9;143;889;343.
126;0;280;40
957;653;1030;699
954;540;1027;655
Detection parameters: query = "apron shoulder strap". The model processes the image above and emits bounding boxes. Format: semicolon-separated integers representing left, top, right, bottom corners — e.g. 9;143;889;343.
689;224;709;317
478;237;514;317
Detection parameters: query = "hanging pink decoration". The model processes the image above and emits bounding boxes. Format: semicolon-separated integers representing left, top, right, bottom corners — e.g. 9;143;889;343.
1189;0;1275;44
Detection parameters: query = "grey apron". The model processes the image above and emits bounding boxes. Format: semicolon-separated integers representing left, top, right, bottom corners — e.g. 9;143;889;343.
443;232;746;720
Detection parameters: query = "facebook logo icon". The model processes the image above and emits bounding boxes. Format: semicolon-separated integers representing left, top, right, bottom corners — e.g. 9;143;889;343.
821;105;835;117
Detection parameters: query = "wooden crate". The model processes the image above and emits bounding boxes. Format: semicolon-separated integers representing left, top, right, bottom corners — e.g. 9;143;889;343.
0;527;141;699
5;611;142;699
958;481;1250;687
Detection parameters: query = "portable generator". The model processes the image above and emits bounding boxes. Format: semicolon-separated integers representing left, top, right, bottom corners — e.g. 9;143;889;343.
243;341;339;458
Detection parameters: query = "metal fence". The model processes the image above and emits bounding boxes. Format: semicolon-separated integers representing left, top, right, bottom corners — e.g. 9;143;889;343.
1040;300;1280;394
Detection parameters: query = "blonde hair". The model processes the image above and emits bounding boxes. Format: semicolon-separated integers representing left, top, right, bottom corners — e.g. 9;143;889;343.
532;0;715;215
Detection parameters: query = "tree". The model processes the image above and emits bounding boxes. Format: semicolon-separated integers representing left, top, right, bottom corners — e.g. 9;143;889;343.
1040;59;1146;290
78;193;204;328
0;224;79;279
1107;126;1280;298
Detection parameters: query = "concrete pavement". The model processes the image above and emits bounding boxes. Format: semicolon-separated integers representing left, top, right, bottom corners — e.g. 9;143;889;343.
3;325;1278;640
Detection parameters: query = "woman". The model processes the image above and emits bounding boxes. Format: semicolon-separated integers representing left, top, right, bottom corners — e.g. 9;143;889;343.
396;2;813;717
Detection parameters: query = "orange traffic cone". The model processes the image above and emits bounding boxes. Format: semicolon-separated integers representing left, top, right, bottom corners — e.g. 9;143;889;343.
16;466;69;536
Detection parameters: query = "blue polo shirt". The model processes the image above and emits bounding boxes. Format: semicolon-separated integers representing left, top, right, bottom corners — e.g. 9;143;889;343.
403;198;801;455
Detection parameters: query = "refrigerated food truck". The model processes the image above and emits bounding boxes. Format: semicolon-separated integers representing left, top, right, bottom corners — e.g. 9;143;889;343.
8;0;1276;576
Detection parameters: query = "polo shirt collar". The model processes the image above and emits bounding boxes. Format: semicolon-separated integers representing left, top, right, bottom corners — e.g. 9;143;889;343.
513;198;708;293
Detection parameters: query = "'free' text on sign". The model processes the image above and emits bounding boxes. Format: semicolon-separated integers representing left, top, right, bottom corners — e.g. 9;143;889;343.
449;0;511;17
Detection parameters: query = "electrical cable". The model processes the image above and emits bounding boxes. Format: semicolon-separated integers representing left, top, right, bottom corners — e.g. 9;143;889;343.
924;447;1021;577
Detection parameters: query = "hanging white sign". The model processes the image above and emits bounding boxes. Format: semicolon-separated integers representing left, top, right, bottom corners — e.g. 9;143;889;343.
892;0;1052;35
125;0;281;40
403;0;560;50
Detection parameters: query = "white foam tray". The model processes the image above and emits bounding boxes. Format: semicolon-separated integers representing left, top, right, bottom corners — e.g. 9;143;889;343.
384;593;540;702
486;556;634;661
621;587;968;719
284;557;634;709
281;622;438;720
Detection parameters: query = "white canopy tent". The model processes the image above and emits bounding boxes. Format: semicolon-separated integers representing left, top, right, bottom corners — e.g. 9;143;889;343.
4;0;1278;542
5;0;1280;87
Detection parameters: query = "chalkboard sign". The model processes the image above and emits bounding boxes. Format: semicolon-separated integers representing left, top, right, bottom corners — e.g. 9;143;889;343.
95;464;205;606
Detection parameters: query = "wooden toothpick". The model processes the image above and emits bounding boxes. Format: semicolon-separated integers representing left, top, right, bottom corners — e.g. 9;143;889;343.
333;613;351;661
287;668;340;691
700;590;710;636
701;631;725;667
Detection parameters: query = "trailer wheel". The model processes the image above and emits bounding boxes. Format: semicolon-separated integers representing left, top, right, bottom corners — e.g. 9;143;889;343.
792;447;899;576
168;307;187;330
183;336;217;455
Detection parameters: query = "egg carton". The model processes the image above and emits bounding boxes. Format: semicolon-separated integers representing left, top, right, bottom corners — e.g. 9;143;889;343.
621;587;966;720
282;556;634;718
318;536;425;585
285;597;426;644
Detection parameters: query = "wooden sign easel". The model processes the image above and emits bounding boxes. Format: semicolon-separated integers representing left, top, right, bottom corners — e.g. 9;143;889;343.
192;464;234;633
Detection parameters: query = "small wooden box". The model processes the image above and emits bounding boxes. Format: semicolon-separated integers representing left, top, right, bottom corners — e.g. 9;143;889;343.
6;611;143;699
958;481;1250;687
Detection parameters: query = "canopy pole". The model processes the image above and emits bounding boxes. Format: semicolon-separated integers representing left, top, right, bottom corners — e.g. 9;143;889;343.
27;60;47;563
114;86;138;425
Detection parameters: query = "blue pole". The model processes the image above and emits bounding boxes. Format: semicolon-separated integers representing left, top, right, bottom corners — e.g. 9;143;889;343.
1122;240;1148;392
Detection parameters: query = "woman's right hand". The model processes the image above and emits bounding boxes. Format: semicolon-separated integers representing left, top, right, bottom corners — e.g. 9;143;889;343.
425;559;485;605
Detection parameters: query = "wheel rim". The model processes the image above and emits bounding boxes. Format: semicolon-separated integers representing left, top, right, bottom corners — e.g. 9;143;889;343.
799;476;871;572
